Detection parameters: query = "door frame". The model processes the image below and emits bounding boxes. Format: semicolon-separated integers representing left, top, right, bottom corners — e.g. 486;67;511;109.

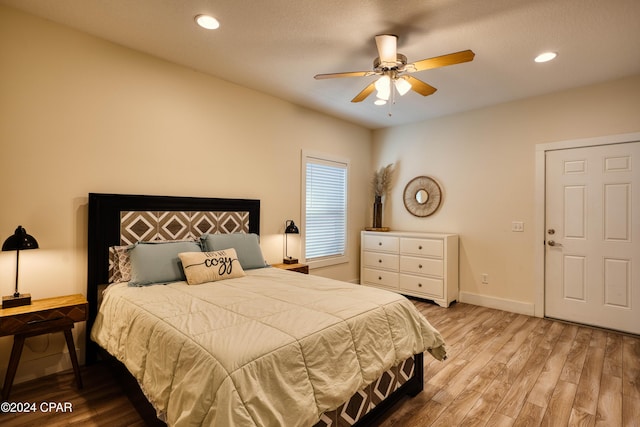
534;131;640;318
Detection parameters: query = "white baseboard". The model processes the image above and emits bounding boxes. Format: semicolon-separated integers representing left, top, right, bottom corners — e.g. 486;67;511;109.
459;291;536;317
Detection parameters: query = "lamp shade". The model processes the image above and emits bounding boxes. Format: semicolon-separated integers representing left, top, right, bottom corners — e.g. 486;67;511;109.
285;220;299;234
2;226;38;308
394;77;412;96
375;75;391;101
2;226;39;251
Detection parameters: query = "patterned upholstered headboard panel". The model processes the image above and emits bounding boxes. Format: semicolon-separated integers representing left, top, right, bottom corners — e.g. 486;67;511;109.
118;210;251;244
86;193;260;363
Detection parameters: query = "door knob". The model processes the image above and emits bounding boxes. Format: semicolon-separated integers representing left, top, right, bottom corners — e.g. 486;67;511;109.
548;229;555;235
547;240;561;247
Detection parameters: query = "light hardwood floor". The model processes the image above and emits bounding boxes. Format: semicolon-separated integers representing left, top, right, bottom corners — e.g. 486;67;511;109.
376;300;640;427
1;300;638;427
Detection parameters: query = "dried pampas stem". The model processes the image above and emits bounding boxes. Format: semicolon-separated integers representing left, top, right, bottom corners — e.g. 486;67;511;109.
372;163;394;198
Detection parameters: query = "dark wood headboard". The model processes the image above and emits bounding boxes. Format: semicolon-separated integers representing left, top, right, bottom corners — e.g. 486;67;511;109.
86;193;260;363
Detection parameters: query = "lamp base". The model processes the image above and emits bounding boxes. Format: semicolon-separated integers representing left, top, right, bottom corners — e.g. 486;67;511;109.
283;257;298;265
2;293;31;309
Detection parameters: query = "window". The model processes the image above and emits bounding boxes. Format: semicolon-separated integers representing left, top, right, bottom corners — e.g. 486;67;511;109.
302;151;349;267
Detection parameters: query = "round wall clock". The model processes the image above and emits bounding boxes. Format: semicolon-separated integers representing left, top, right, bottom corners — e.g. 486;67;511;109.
403;176;442;217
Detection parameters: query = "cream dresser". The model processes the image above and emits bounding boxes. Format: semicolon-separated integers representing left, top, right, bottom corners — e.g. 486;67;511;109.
360;231;459;307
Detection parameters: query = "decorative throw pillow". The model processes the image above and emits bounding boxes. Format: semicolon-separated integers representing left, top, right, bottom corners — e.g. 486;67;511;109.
108;245;133;283
200;233;268;270
179;249;246;285
113;239;195;284
108;246;119;283
128;240;202;287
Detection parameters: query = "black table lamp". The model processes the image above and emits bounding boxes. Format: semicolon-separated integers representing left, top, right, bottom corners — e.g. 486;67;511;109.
283;220;299;264
2;225;39;308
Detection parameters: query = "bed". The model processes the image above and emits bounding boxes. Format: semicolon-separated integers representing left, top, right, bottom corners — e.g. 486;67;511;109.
86;193;446;427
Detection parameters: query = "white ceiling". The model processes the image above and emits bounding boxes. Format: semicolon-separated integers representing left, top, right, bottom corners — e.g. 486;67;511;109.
2;0;640;129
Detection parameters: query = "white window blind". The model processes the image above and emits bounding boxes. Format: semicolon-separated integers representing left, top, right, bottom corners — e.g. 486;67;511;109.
303;154;348;263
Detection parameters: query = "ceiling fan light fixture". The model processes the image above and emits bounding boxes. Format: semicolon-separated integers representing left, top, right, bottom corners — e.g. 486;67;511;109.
534;51;557;63
374;34;398;67
374;99;387;106
394;77;412;96
195;14;220;30
375;75;391;100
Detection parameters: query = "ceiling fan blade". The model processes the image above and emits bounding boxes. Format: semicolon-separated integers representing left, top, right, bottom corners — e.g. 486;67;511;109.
410;49;475;72
405;76;437;96
375;34;398;66
351;82;376;103
314;71;372;79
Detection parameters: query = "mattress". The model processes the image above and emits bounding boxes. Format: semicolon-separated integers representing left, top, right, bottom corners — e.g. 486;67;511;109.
91;267;446;426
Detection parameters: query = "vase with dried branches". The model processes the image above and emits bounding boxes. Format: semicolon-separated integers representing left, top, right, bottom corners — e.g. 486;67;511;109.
371;163;394;228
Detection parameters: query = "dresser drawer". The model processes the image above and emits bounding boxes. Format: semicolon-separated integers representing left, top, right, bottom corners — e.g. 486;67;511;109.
362;268;399;288
400;256;443;277
0;303;88;336
400;238;443;258
363;234;399;253
363;251;399;271
400;274;444;298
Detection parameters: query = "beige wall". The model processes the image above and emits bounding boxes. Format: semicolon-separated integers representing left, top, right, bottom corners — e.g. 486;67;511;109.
372;74;640;313
0;6;371;382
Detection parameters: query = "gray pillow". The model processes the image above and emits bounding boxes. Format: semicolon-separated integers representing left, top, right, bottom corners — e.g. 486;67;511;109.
201;233;268;270
128;240;202;287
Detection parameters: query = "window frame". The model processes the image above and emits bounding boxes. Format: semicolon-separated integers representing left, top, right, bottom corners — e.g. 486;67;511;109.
301;150;350;269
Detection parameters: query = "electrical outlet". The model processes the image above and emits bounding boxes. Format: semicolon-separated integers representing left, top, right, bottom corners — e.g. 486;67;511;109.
481;273;489;284
512;221;524;232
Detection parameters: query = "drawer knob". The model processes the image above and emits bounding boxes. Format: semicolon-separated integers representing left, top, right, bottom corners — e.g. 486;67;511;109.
378;259;382;263
418;283;423;287
378;242;382;246
418;245;423;250
378;276;382;280
418;264;423;269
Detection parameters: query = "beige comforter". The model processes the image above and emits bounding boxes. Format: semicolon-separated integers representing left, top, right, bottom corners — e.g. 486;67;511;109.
91;267;445;427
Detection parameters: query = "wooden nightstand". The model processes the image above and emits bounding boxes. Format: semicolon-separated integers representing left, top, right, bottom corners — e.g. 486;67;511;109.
272;263;309;274
0;294;88;400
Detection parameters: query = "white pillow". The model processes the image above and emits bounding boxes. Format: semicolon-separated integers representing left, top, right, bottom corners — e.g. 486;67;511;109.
179;249;246;285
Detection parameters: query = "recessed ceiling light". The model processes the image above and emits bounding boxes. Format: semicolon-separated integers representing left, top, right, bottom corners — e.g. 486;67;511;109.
534;52;557;63
195;14;220;30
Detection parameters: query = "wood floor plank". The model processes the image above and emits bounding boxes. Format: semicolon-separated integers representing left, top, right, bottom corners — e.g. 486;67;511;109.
3;300;639;427
513;401;546;426
622;335;640;399
573;330;606;416
595;374;622;427
429;389;480;427
459;376;512;425
495;320;563;418
603;333;623;378
493;316;542;366
485;411;515;427
527;323;578;408
621;335;640;427
622;392;640;427
430;310;514;404
384;398;447;427
539;380;578;427
560;328;592;384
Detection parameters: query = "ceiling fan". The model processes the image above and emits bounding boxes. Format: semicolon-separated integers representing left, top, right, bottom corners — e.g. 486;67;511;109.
314;34;475;105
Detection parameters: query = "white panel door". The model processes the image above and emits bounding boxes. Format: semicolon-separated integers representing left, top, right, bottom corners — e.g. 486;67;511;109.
545;142;640;334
